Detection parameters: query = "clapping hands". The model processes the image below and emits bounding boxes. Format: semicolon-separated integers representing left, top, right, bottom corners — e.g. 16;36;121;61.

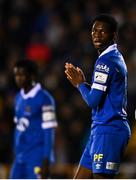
65;63;86;87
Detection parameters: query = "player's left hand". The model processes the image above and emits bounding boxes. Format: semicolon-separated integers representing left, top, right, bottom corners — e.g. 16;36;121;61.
65;63;86;87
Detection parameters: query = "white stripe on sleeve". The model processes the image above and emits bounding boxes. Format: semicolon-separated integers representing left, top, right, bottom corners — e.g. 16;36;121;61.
91;83;107;91
42;106;55;112
42;121;58;129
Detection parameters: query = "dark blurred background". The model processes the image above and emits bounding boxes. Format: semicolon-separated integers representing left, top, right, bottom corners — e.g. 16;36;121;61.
0;0;136;178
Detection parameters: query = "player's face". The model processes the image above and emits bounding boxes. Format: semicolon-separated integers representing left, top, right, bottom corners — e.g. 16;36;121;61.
14;67;31;88
91;21;113;50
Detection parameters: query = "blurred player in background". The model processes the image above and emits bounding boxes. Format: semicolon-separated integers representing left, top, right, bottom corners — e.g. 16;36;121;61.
9;59;57;179
65;14;131;179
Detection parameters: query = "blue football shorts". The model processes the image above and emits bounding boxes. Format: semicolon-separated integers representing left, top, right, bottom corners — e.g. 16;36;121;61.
9;159;42;179
79;132;129;174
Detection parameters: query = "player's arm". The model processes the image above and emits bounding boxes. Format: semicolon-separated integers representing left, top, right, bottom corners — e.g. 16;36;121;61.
78;82;104;108
41;128;55;178
64;62;102;107
65;61;112;108
41;95;57;178
78;61;112;108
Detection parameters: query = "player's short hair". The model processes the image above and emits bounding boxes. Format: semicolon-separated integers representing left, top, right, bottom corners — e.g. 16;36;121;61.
14;59;38;76
92;14;118;33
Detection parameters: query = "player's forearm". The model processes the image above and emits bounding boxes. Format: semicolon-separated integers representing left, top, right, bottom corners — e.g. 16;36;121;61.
42;128;55;178
44;128;55;158
78;82;103;108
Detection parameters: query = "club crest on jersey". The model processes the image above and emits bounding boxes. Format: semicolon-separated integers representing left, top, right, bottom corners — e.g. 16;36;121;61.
25;106;31;115
96;64;109;73
25;106;31;112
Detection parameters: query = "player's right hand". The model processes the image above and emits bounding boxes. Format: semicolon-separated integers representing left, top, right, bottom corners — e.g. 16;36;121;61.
65;62;86;87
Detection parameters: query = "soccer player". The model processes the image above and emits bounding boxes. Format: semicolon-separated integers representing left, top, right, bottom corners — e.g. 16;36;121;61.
65;14;131;179
9;59;57;179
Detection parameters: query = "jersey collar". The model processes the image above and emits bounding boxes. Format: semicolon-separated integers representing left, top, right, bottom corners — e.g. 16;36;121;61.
99;44;117;58
21;83;41;99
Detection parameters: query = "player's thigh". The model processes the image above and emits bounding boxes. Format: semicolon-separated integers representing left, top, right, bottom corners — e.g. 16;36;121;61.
74;164;93;179
9;161;26;179
92;133;129;175
93;172;116;179
75;136;93;179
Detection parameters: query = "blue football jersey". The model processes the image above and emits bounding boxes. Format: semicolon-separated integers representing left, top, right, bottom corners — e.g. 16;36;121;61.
13;83;57;163
78;44;131;135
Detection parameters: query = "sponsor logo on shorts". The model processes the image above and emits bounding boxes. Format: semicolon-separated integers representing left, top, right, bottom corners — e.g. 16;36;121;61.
106;162;119;170
95;163;101;169
93;154;103;162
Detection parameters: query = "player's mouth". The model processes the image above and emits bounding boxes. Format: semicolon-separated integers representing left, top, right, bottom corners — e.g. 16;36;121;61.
93;39;102;48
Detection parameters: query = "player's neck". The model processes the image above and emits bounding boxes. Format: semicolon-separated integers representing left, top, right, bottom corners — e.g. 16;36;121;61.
98;41;114;55
23;82;36;94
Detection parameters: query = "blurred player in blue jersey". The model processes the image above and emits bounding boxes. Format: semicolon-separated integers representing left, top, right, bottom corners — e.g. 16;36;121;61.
65;14;131;179
9;59;57;179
